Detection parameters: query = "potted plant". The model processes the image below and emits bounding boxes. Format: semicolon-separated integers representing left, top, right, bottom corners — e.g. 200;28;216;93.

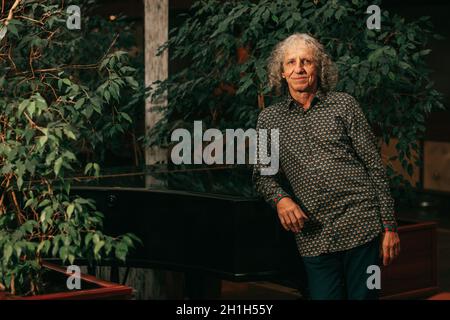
0;0;144;298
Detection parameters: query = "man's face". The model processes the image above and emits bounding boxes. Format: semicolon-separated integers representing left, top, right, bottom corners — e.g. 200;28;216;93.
281;42;318;94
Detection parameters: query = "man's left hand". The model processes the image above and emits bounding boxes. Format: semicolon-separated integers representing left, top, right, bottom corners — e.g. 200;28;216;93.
380;231;401;266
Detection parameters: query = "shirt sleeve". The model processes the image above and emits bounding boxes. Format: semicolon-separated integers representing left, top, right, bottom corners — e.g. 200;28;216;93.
252;111;291;210
346;96;398;232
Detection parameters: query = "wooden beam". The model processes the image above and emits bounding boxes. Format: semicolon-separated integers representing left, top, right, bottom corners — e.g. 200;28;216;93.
144;0;168;168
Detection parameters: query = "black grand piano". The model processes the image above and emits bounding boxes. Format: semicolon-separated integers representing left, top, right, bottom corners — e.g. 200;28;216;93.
69;165;307;299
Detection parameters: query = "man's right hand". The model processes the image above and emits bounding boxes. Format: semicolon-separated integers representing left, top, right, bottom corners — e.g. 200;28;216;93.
276;197;308;233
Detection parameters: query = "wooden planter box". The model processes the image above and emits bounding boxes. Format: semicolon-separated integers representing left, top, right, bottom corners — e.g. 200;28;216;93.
0;262;133;300
380;220;439;299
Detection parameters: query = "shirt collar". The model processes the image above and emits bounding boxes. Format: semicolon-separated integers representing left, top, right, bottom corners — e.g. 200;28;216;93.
287;89;327;110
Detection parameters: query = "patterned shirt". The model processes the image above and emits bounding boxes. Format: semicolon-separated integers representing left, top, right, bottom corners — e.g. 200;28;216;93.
252;90;398;257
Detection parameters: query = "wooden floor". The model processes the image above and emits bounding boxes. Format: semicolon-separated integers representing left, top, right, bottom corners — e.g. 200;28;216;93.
221;281;301;300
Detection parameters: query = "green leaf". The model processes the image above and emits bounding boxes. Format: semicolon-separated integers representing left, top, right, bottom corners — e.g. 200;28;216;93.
38;135;48;147
125;77;139;89
74;98;85;110
4;244;13;263
14;243;22;259
84;162;93;174
104;90;110;103
42;240;51;255
85;233;93;246
286;18;294;29
93;163;100;176
120;112;132;123
64;129;76;140
38;199;51;208
368;47;385;62
399;61;412;70
7;24;18;37
388;72;395;81
17;177;23;189
94;240;105;255
27;101;36;116
126;233;142;245
93;233;100;245
122;235;133;247
67;204;75;218
27;220;38;232
0;25;7;40
115;243;128;262
18;100;28;116
59;246;69;262
54;157;63;176
236;77;253;95
419;49;431;56
24;198;35;209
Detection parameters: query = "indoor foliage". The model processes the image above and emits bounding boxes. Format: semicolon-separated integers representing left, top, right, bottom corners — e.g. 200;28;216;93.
0;0;142;295
148;0;445;203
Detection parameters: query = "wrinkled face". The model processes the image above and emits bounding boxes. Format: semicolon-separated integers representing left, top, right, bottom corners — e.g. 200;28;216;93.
281;42;318;94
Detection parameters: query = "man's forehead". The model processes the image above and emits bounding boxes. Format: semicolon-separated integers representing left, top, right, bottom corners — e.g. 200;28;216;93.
284;43;315;58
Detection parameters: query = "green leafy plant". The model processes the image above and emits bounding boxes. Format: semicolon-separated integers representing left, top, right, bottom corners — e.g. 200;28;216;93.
0;0;143;295
148;0;445;205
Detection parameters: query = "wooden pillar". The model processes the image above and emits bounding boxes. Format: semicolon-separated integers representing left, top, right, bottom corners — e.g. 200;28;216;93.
144;0;168;170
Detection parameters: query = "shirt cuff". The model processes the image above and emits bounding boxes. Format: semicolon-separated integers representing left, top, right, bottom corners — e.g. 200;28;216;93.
382;222;398;232
272;192;291;206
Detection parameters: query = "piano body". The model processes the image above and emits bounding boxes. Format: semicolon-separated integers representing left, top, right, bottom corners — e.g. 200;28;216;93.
70;166;306;298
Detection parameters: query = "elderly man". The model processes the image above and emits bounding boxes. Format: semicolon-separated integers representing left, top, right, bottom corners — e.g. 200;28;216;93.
252;33;400;300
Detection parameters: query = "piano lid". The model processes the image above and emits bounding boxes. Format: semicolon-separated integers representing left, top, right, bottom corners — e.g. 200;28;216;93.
69;164;261;199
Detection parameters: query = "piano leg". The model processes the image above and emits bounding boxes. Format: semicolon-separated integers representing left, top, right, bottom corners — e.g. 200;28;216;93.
110;266;120;283
163;270;185;299
87;265;96;276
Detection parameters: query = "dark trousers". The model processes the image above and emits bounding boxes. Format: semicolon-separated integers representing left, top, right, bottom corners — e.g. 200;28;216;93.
302;235;381;300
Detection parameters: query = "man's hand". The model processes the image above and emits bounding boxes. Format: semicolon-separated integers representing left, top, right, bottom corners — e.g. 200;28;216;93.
276;197;308;233
380;231;401;266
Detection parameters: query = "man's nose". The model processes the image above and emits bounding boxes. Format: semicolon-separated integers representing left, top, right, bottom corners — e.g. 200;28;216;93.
294;62;305;73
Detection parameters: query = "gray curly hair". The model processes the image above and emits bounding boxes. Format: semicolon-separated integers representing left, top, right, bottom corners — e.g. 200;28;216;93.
267;33;338;93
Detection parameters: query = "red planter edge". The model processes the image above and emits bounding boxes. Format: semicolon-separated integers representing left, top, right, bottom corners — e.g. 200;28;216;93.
2;262;133;300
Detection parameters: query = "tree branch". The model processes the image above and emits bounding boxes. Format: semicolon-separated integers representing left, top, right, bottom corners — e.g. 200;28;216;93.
5;0;21;26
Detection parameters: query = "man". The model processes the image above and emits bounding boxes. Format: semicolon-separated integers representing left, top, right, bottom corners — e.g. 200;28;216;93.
252;33;401;300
